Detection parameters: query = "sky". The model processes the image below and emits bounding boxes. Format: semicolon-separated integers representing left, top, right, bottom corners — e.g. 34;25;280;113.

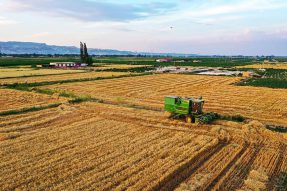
0;0;287;55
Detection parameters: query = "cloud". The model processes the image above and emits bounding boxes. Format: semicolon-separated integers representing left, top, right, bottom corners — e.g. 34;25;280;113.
31;32;50;38
2;0;176;22
0;16;17;25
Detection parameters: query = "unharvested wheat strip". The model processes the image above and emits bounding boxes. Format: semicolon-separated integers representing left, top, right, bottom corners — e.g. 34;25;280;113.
0;113;65;133
45;130;175;190
99;136;207;191
0;109;59;128
0;107;59;122
84;133;200;191
0;121;146;190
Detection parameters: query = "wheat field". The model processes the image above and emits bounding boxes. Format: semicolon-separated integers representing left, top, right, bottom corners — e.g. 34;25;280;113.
0;89;66;112
237;63;287;70
44;74;287;125
0;67;84;78
0;102;286;190
0;71;130;85
92;64;149;70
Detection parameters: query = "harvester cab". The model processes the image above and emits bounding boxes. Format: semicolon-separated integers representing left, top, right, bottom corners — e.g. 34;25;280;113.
164;96;205;123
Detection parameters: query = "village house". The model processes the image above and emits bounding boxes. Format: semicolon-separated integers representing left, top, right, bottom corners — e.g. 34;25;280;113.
49;62;88;68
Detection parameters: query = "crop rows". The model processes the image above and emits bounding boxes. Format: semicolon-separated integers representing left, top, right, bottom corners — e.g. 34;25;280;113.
44;74;287;125
0;102;286;190
0;89;66;113
0;71;129;85
0;67;83;78
0;103;218;190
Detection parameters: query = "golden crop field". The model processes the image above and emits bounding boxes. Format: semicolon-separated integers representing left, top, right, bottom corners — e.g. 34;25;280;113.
44;74;287;125
0;67;84;78
0;89;66;112
0;71;130;85
237;63;287;70
0;102;286;190
92;64;149;70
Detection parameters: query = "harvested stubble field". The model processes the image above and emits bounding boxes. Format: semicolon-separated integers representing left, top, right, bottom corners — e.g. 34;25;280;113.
0;67;84;78
0;89;66;112
0;71;130;85
0;102;286;190
236;63;287;70
92;64;149;70
44;74;287;126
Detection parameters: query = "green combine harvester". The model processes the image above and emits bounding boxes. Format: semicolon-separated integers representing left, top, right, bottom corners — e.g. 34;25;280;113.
164;96;218;124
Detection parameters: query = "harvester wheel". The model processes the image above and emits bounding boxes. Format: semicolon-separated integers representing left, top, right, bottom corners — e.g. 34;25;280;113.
186;116;193;123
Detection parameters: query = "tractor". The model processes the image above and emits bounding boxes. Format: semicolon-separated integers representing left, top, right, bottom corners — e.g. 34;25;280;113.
164;96;218;124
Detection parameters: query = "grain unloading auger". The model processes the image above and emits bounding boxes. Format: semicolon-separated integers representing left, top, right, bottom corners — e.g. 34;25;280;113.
164;96;219;124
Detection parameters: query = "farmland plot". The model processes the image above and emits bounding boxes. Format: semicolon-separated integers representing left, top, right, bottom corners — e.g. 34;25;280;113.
44;74;287;125
0;71;130;85
0;89;66;112
92;64;149;70
0;102;286;190
0;67;84;78
237;63;287;70
0;102;218;191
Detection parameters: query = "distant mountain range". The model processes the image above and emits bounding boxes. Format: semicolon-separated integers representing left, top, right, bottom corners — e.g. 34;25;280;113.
0;41;198;57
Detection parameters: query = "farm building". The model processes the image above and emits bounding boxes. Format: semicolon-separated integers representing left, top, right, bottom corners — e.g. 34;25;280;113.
156;58;172;63
49;62;87;68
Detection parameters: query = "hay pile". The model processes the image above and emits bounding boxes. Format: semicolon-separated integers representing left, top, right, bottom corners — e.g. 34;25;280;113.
237;169;268;191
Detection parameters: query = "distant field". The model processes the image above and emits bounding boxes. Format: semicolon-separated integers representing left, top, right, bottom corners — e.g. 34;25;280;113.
239;69;287;89
0;89;65;113
0;57;80;67
94;57;256;68
92;64;149;70
43;74;287;125
0;71;130;85
0;67;84;78
237;63;287;70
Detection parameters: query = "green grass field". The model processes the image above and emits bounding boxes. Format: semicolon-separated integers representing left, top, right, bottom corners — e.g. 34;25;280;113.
94;57;255;68
0;57;80;67
239;69;287;89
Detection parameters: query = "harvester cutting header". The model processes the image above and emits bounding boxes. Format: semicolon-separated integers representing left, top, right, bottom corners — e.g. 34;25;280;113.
164;96;218;124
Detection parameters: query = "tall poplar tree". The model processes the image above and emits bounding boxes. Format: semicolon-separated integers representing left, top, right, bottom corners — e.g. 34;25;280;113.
80;42;84;63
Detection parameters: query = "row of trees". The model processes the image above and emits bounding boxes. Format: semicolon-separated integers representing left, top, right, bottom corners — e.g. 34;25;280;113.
80;42;93;66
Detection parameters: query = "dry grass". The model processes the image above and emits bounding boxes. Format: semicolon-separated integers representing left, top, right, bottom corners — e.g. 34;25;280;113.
0;89;66;112
44;74;287;125
0;71;130;85
0;67;84;78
